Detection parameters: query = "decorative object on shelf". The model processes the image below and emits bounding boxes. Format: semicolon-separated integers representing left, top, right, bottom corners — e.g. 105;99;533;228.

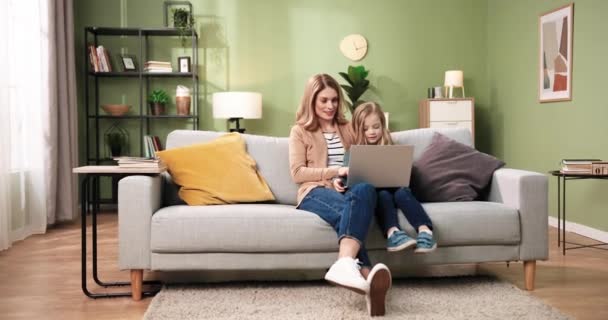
163;1;195;47
148;89;170;116
212;92;262;133
339;34;368;61
104;122;129;157
444;70;464;98
101;104;131;116
178;56;191;73
339;65;370;113
433;86;444;98
175;85;191;115
539;3;573;103
163;1;193;27
120;54;137;71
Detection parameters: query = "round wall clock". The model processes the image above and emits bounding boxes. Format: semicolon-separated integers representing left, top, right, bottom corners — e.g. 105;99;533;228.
339;34;368;61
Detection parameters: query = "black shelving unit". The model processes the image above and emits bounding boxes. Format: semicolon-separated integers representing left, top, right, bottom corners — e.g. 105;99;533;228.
84;26;199;203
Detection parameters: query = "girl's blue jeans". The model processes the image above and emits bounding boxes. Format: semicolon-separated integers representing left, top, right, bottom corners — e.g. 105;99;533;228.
376;187;433;236
298;183;376;267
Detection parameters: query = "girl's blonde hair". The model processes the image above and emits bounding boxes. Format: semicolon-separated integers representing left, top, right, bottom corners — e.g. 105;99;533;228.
295;74;348;131
352;102;393;145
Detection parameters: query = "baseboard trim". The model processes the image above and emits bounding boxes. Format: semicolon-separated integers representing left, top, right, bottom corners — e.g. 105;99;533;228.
548;216;608;243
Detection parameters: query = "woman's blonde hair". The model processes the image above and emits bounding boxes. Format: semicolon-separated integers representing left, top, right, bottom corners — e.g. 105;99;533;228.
295;74;348;131
352;102;393;145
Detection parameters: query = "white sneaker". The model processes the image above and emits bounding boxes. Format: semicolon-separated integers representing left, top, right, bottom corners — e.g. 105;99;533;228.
366;263;392;316
324;257;369;295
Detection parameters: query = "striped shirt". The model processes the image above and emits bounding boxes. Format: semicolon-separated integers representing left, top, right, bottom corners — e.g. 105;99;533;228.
323;132;345;167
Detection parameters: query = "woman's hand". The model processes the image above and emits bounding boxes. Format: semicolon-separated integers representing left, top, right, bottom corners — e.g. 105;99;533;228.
338;167;349;177
333;178;346;193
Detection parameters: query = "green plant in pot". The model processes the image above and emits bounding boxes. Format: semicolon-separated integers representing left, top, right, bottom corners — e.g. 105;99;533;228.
149;89;170;116
105;132;126;157
172;8;195;47
339;65;370;113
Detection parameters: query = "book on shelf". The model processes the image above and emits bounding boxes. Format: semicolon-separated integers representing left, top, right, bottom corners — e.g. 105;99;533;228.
88;45;112;72
144;67;173;72
142;135;164;158
144;61;172;72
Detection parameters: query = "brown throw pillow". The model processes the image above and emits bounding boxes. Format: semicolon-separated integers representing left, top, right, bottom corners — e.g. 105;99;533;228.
411;133;505;202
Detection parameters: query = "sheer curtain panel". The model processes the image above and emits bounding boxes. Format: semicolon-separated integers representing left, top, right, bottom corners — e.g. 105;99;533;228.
0;0;50;250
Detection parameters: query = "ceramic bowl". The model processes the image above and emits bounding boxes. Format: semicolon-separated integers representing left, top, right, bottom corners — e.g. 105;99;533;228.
101;104;131;116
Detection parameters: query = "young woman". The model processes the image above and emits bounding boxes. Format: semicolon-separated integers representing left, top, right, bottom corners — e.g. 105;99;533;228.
344;101;437;253
289;74;391;316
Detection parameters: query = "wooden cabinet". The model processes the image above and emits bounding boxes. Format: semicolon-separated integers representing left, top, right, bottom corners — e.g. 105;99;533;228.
419;98;475;144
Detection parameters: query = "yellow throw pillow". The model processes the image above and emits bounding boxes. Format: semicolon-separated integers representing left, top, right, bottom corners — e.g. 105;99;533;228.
156;133;275;205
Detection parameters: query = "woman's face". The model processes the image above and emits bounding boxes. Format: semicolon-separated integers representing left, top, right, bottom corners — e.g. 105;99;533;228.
314;87;339;123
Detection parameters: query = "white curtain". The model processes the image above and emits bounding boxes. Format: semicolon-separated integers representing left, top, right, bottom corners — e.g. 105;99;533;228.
0;0;50;250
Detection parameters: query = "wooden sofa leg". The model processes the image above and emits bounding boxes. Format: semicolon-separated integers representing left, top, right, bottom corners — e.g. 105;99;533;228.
130;269;143;300
523;260;536;291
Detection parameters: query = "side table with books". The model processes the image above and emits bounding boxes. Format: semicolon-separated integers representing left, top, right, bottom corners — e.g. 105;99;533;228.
72;163;166;299
550;160;608;255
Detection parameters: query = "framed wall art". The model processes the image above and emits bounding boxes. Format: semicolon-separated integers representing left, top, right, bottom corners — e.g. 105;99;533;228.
539;3;573;103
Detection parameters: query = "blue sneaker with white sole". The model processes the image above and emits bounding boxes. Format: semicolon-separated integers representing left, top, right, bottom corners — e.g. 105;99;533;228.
414;232;437;253
386;230;416;252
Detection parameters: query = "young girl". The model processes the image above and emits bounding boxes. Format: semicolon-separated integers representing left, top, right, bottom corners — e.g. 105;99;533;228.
345;102;436;253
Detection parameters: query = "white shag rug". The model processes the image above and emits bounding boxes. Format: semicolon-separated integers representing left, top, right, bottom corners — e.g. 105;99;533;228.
143;276;571;320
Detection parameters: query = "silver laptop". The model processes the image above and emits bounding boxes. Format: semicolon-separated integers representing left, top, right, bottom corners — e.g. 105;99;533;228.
346;145;414;188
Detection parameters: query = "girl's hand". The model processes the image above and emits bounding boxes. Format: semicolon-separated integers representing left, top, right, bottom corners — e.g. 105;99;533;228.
338;167;349;177
333;178;346;193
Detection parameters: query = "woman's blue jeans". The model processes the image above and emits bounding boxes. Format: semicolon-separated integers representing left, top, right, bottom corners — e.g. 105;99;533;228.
376;187;433;236
298;183;377;267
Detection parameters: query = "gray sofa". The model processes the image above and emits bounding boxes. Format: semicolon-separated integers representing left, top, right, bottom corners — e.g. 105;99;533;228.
118;127;548;300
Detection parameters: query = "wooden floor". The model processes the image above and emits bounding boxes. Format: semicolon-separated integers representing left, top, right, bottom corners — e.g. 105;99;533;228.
0;212;607;319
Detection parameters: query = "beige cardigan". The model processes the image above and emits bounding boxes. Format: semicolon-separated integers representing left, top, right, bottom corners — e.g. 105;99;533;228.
288;122;354;205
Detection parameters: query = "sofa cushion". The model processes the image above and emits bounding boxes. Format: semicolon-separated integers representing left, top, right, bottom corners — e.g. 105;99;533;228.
150;202;520;253
166;130;299;206
156;132;275;205
151;204;339;253
411;133;505;202
390;127;473;161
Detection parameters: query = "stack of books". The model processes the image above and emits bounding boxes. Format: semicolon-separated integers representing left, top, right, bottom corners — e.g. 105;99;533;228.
144;61;172;73
114;156;165;169
560;159;603;175
143;135;163;158
88;45;112;72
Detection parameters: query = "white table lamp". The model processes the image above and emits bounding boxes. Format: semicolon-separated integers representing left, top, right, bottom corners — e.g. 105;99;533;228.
212;92;262;133
444;70;465;98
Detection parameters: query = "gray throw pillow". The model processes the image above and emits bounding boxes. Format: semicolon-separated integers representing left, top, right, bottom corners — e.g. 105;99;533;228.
411;133;505;202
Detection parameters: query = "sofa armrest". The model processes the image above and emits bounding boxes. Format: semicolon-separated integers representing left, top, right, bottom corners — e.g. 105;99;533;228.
487;168;548;261
118;175;162;270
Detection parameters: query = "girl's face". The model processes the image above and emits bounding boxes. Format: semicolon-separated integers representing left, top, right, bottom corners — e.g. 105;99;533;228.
314;87;338;123
363;113;383;144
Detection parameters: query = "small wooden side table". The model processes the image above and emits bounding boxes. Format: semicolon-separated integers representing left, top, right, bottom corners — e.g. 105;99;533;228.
549;170;608;255
73;166;166;299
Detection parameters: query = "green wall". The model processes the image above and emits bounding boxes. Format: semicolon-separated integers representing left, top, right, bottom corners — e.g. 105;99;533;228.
487;0;608;232
74;0;608;232
74;0;490;143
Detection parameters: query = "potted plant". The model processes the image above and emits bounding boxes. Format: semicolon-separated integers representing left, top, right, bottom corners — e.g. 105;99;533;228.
172;8;195;47
105;132;126;157
149;89;170;116
339;65;370;113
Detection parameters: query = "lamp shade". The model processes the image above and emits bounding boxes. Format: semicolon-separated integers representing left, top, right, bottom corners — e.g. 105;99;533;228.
212;92;262;119
444;70;464;87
